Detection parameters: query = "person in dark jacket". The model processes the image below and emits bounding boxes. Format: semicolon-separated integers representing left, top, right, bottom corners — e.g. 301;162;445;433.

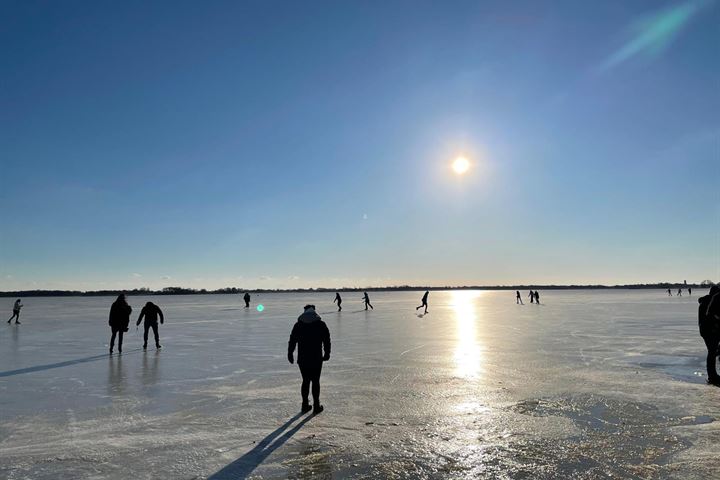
362;292;373;310
109;294;132;354
516;291;523;305
528;290;535;304
243;292;251;308
7;299;23;324
534;291;541;304
700;286;720;385
137;301;164;350
288;305;331;414
333;292;342;312
416;290;429;314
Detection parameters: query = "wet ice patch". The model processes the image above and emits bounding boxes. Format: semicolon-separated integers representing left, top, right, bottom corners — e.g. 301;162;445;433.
503;394;714;477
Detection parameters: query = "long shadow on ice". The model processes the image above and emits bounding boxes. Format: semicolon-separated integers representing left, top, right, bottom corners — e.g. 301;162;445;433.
0;349;142;378
209;412;314;479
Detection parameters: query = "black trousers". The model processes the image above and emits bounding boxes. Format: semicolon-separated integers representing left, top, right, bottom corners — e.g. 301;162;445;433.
702;334;719;381
299;362;323;405
110;327;124;352
144;322;160;347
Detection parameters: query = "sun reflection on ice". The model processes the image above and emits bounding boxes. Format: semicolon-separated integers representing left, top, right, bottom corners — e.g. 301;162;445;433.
451;290;484;379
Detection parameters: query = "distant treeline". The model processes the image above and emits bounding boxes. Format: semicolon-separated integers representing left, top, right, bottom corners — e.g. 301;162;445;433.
0;282;712;298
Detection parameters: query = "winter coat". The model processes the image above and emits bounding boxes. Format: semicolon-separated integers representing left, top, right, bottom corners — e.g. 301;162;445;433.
288;309;331;365
109;300;132;330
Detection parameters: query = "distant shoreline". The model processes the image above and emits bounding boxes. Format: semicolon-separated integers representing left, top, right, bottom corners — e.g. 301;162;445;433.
0;283;707;298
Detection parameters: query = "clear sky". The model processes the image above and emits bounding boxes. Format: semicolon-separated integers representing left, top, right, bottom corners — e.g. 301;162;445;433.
1;0;718;290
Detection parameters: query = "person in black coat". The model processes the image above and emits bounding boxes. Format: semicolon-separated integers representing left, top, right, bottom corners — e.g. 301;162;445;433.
137;301;164;350
109;294;132;354
243;292;251;308
699;286;720;385
416;290;429;314
288;305;331;414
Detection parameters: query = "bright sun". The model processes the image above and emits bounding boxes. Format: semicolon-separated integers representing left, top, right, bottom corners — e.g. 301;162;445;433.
452;156;470;175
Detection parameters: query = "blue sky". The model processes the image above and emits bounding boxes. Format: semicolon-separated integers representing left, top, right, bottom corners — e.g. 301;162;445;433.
1;0;718;290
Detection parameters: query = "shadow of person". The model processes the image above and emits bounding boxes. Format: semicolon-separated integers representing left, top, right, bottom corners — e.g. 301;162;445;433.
0;352;121;378
141;350;160;387
209;412;315;479
108;354;125;395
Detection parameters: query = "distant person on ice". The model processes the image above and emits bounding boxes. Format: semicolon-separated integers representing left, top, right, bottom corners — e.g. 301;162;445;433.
677;288;683;297
528;290;535;304
667;289;672;296
698;286;720;385
288;305;331;415
109;294;132;354
689;287;692;296
7;299;23;324
333;292;342;312
534;291;541;304
416;290;429;314
516;291;523;305
362;292;374;310
243;292;251;308
137;302;164;350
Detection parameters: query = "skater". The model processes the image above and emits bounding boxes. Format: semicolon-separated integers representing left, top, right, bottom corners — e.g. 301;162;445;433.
528;290;535;304
136;301;164;350
698;286;720;385
516;291;523;305
243;292;251;308
667;289;672;296
416;290;429;314
7;299;23;324
288;305;331;415
333;292;342;312
534;291;541;304
677;288;683;297
362;292;373;310
108;294;132;354
689;287;692;296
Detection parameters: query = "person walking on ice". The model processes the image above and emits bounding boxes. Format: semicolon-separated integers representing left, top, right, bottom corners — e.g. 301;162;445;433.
288;305;331;415
416;290;429;314
333;292;342;312
677;288;683;297
108;294;131;354
534;291;541;304
243;292;251;308
698;286;720;385
528;290;535;304
516;291;523;305
7;299;23;324
137;301;164;350
362;292;373;310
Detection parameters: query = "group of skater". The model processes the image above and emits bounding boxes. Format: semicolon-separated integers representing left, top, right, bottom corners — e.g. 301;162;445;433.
669;288;692;296
516;290;541;304
8;285;720;418
108;294;165;354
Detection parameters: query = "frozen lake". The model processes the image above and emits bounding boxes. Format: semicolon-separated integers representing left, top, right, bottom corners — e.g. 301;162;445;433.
0;289;718;479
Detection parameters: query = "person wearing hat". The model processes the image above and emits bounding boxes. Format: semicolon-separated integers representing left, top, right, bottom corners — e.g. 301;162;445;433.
699;285;720;385
288;305;331;414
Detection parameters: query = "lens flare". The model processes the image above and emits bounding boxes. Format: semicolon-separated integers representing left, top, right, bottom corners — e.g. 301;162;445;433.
257;304;264;312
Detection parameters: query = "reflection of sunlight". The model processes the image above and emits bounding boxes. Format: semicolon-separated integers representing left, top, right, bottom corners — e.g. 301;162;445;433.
452;290;484;379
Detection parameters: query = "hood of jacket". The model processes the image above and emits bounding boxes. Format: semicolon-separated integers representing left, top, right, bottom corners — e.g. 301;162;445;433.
298;309;321;324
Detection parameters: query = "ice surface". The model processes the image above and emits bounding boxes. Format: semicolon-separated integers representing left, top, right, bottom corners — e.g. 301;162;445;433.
1;290;719;479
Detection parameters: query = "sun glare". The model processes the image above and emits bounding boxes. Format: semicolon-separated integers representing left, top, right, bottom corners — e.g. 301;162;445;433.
452;156;470;175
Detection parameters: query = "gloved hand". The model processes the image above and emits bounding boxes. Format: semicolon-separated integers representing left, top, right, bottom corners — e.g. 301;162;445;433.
287;353;294;364
323;353;330;361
